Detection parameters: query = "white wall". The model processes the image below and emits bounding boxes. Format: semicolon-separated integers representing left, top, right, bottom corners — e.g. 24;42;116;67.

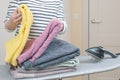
58;0;72;42
0;0;72;64
0;0;9;28
0;0;15;64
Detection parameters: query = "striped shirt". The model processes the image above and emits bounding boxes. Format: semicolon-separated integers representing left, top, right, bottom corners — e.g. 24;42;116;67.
5;0;67;39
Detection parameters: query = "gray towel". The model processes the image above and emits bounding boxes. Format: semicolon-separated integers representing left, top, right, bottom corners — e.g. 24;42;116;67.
21;38;80;70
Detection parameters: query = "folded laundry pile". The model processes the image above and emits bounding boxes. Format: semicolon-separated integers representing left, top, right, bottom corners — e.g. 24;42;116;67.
10;58;79;78
5;4;80;79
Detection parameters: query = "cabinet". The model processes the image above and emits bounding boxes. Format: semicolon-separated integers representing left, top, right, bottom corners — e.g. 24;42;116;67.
89;69;120;80
89;0;120;52
89;0;120;79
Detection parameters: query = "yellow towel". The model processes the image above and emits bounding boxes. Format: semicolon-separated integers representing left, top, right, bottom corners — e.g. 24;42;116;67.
5;4;33;66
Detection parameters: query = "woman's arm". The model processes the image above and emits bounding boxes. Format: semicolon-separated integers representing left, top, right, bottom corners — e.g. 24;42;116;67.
4;0;22;31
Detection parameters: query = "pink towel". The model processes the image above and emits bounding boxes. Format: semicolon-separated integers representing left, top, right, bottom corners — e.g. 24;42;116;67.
10;67;76;79
17;19;62;64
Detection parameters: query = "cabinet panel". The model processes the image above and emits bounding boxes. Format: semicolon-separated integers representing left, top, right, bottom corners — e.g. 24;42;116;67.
62;76;83;80
89;0;120;79
89;0;120;53
89;69;120;80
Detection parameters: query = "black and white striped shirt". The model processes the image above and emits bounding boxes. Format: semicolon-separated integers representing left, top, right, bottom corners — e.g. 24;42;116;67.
5;0;67;39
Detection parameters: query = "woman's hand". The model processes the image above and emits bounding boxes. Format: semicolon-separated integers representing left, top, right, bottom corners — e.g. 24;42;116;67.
59;23;64;32
5;8;22;31
10;8;22;23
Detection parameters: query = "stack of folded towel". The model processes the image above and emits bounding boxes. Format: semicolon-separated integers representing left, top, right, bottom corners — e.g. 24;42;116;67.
5;4;80;79
11;57;79;78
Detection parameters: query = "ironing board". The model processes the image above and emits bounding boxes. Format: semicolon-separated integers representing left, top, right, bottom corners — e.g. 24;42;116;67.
0;55;120;80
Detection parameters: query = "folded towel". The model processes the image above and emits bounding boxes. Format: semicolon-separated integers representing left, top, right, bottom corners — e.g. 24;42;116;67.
5;4;33;66
14;66;76;73
10;66;76;79
21;38;80;70
56;57;80;67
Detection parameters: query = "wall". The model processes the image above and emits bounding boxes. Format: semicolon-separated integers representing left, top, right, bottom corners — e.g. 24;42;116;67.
0;0;16;65
58;0;72;42
70;0;83;53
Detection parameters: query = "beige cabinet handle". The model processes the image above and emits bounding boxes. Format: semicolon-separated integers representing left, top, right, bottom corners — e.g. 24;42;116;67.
91;19;102;24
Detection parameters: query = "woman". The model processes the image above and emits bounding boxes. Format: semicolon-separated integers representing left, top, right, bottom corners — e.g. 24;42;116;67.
5;0;67;39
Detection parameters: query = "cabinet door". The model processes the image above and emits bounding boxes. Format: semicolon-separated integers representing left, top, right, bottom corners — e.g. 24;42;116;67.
89;0;120;80
89;0;120;53
89;69;120;80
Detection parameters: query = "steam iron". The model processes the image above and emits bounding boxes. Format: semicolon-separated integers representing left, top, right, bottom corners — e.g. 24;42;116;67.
85;46;117;61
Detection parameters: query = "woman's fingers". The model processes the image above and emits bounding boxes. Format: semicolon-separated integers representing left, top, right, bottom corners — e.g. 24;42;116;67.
13;15;22;23
11;8;22;23
15;13;21;19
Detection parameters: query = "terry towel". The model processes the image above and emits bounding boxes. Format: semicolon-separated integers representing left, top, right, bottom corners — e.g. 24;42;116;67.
10;67;76;79
5;4;33;66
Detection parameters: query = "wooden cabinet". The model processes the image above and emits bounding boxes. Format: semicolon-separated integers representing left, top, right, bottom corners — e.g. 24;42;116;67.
89;69;120;80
